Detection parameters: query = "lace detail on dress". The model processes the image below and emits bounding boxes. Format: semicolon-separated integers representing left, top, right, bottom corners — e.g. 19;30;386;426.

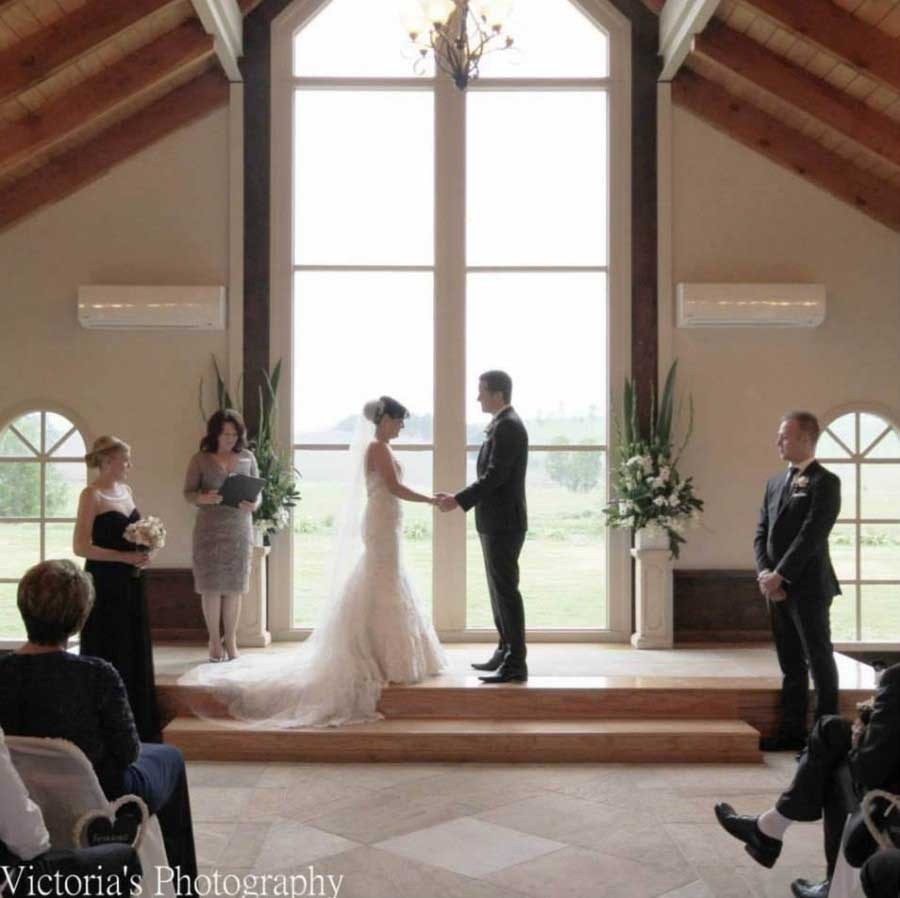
180;467;446;728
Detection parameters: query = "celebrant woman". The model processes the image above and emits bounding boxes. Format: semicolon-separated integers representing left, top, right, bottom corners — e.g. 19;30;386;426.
74;435;162;742
184;409;261;663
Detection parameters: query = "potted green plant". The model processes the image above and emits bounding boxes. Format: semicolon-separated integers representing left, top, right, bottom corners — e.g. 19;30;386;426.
603;361;703;558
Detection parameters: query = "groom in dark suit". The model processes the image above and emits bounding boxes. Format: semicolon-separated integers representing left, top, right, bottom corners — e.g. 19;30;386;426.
755;410;841;751
437;370;529;683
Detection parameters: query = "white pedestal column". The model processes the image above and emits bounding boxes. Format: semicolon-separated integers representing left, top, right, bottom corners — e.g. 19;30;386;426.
238;544;272;648
630;528;674;649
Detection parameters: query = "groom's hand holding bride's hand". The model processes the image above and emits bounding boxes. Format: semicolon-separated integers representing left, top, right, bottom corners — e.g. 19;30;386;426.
435;493;459;512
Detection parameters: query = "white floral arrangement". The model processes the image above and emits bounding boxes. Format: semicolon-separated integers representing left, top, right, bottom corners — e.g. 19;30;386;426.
255;506;290;538
123;516;167;551
606;453;703;556
604;362;704;558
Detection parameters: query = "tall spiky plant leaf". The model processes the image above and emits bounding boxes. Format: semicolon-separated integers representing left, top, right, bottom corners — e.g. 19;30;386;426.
656;361;678;449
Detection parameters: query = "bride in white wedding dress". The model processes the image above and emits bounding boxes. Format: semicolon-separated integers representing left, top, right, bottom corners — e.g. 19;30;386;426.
179;396;447;727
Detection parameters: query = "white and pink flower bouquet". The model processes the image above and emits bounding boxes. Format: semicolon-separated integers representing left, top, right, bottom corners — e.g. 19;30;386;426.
123;516;167;552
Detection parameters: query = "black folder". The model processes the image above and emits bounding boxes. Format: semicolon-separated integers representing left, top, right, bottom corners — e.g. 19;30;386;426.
218;473;266;509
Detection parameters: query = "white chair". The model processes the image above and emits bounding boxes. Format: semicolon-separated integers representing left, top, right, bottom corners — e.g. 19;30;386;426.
6;736;175;898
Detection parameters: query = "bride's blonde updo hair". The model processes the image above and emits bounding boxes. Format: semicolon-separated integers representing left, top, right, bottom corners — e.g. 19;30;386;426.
84;435;130;469
363;396;409;426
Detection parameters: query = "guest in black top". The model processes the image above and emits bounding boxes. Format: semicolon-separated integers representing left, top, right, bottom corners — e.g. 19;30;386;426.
0;560;197;894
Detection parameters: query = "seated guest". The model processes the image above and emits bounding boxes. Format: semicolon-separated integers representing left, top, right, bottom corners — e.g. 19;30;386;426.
861;847;900;898
713;663;899;898
0;561;197;895
0;724;141;897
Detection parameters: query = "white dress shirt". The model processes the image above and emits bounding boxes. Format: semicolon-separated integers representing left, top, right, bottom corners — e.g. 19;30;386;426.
0;725;50;861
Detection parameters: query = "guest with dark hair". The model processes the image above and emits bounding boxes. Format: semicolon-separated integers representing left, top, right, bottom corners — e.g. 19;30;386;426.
184;409;260;662
0;561;197;895
0;724;141;897
714;663;900;898
754;409;841;751
74;435;161;742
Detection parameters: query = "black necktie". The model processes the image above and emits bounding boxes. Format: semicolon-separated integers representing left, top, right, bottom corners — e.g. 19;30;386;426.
779;466;799;511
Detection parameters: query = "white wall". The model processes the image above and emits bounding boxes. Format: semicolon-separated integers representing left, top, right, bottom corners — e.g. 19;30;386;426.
0;108;232;568
665;107;900;569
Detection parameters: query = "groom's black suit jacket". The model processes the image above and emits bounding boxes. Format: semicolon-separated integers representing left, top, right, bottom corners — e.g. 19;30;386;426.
754;460;841;599
456;407;528;534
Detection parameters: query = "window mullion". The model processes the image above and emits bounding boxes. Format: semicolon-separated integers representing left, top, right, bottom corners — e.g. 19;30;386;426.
433;74;467;633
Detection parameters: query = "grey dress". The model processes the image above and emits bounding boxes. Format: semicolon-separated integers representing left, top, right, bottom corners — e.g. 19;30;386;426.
184;449;259;594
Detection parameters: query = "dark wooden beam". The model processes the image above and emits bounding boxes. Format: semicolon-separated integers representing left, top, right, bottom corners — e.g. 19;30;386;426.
673;69;900;232
0;0;182;105
0;69;229;232
746;0;900;94
0;21;214;178
695;22;900;170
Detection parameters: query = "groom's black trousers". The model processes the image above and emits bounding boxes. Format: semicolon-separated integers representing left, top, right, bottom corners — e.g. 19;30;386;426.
479;531;527;666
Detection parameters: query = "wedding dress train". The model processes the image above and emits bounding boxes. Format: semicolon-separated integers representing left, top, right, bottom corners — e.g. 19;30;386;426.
179;465;446;728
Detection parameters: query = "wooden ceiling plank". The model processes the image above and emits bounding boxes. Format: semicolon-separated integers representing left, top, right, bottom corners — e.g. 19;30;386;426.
0;0;182;104
695;22;900;168
746;0;900;93
0;19;213;177
672;68;900;231
0;68;228;232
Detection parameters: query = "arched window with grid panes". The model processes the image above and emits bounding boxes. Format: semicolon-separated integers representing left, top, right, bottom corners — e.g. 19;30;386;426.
819;410;900;642
269;0;632;641
0;409;87;641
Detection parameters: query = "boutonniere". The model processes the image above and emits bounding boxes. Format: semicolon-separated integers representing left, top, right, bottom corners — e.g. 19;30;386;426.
792;475;810;492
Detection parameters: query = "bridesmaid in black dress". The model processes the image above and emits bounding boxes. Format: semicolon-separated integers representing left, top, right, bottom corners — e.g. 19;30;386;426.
73;436;161;742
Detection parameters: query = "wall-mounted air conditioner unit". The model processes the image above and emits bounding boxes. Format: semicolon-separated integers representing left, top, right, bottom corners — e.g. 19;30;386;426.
676;283;826;328
77;286;226;330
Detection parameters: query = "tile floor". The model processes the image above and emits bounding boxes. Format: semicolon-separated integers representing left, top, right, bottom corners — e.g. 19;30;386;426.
189;752;828;898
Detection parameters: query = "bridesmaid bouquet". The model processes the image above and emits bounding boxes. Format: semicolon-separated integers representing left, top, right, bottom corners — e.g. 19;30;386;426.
124;517;167;552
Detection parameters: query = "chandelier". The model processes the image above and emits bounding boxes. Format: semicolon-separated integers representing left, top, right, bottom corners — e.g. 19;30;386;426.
404;1;515;90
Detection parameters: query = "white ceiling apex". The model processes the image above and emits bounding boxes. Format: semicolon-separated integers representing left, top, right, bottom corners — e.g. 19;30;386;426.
659;0;720;81
191;0;244;81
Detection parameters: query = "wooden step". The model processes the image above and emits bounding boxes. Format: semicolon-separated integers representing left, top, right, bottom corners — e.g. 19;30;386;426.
157;677;743;722
163;717;762;764
157;675;872;738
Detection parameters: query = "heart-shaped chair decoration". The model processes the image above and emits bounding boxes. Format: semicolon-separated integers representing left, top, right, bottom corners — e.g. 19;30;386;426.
73;795;149;849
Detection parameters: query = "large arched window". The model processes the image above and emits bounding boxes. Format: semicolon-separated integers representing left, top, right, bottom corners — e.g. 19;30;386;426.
270;0;631;639
0;409;87;641
820;410;900;642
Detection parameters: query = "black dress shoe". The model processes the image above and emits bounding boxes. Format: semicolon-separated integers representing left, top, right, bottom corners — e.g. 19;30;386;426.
479;665;528;683
471;652;506;672
759;733;807;752
714;802;782;868
791;879;830;898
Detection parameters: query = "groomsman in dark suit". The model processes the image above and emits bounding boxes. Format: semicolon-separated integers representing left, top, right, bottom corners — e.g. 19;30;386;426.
437;370;529;683
754;410;842;751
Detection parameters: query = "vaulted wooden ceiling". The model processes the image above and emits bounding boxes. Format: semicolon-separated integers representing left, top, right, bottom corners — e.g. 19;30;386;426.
648;0;900;232
0;0;242;232
1;1;898;235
